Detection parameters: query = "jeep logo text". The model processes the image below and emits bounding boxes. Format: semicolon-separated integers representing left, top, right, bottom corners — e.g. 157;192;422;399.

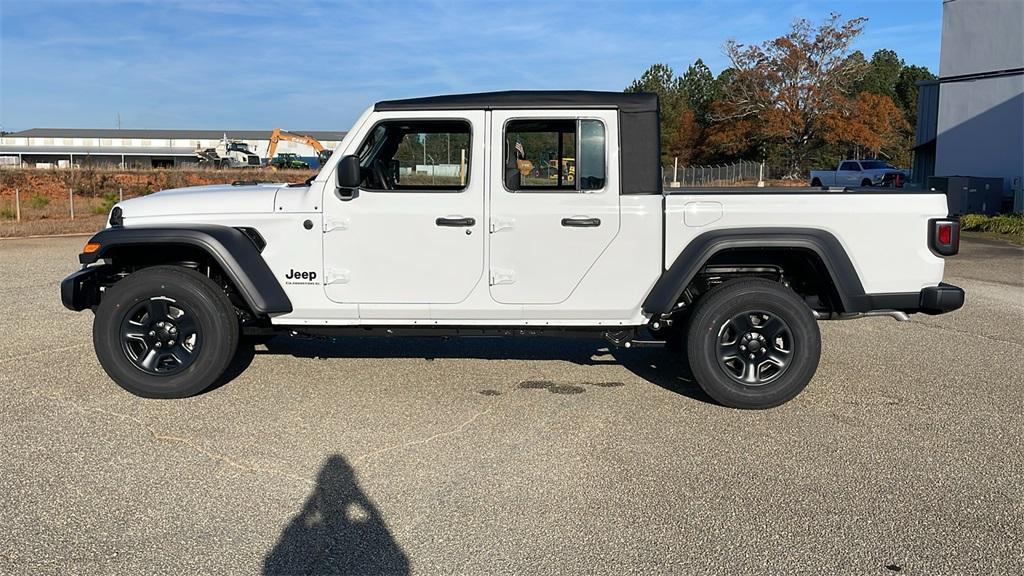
285;269;317;281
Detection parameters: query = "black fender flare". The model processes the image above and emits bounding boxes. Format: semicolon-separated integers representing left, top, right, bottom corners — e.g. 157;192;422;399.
642;227;869;315
79;225;292;315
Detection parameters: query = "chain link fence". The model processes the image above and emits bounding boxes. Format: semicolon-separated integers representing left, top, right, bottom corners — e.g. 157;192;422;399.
662;160;796;187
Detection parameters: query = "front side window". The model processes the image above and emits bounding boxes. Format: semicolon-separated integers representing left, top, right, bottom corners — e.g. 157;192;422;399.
504;119;605;192
355;120;471;191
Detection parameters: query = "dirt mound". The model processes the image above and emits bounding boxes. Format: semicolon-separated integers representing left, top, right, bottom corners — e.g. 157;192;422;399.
0;167;315;201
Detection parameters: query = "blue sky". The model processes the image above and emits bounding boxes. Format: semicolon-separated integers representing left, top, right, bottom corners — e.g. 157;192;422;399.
0;0;942;132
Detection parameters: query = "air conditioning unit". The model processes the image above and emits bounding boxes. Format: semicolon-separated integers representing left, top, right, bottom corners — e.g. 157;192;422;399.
928;176;1004;216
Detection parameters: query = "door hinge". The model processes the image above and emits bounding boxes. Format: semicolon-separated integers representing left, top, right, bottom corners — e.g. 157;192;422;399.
324;268;351;285
489;217;515;233
489;268;516;286
324;216;350;233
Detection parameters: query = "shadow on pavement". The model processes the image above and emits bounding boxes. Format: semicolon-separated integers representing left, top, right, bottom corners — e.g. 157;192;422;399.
263;454;409;576
256;335;715;405
202;341;257;394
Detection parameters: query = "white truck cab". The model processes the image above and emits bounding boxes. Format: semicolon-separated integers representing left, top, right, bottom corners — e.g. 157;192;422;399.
810;159;907;188
62;91;964;408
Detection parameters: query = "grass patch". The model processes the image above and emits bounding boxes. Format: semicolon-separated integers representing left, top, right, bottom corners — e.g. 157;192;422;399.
90;191;120;215
0;214;107;238
0;202;15;220
27;192;50;209
960;214;1024;242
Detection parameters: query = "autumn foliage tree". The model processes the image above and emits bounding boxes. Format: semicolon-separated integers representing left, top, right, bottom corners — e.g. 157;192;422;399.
824;91;910;160
627;13;928;177
712;14;868;176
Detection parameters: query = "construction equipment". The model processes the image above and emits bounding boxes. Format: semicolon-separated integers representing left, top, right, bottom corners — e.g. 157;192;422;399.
547;157;576;184
195;135;261;168
266;129;332;168
269;153;310;170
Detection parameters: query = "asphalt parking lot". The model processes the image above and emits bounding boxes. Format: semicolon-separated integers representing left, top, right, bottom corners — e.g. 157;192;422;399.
1;234;1021;575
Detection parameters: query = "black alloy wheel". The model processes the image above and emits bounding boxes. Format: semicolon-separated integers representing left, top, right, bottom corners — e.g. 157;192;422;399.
120;296;201;375
94;265;240;398
716;310;792;385
685;278;820;409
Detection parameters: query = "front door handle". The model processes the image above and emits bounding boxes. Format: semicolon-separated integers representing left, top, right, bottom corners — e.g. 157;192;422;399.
561;217;601;227
436;216;476;227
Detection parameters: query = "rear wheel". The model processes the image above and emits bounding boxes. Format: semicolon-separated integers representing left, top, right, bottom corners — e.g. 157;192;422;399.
93;266;239;398
811;177;822;187
685;278;820;409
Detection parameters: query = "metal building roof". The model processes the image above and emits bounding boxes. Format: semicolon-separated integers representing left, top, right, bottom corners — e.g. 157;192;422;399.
0;145;198;156
6;128;347;140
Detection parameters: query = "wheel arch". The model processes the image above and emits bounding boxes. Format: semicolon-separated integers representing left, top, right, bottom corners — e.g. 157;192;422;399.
79;225;292;316
642;227;868;315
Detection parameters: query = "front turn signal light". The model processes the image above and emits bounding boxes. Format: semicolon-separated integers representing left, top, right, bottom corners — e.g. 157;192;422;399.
83;242;101;254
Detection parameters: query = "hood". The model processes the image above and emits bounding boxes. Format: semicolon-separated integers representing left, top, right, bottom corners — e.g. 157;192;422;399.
115;182;286;219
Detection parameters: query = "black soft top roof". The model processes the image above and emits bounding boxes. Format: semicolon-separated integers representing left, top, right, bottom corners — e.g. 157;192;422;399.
375;90;658;114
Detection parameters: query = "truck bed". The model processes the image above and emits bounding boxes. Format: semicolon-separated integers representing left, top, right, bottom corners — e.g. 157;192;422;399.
662;189;950;296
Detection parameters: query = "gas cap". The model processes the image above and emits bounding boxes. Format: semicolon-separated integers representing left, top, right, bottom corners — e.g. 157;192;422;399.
683;201;723;227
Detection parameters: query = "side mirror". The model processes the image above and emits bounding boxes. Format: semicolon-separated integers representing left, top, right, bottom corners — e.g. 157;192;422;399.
336;155;361;189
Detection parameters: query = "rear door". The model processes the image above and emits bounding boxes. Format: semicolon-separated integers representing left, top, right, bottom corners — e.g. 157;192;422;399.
322;112;485;307
488;110;620;304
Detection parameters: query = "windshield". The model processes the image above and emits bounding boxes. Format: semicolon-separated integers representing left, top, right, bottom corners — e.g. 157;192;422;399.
860;160;894;169
228;142;252;153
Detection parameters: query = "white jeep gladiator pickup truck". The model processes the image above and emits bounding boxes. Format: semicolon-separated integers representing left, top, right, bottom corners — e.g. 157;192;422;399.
61;91;964;409
810;159;907;188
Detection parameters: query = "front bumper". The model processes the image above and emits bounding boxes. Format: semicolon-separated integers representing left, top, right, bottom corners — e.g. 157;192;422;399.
60;265;108;311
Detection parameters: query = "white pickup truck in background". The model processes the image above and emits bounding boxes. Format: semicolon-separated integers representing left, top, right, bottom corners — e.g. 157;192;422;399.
810;159;908;188
61;91;964;409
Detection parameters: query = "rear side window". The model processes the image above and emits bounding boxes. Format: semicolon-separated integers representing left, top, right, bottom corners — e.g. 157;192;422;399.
355;120;471;191
839;161;860;171
860;160;891;170
504;119;606;192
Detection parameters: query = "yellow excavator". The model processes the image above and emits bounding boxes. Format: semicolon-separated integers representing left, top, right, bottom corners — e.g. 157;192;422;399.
265;129;332;168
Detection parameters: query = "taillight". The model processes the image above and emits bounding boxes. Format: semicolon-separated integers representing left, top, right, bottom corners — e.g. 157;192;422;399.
929;218;960;256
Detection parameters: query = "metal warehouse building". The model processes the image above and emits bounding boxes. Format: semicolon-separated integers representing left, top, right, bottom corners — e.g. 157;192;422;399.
0;128;347;168
914;0;1024;205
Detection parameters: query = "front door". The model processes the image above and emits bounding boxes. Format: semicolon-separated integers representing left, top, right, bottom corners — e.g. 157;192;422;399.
322;112;485;307
488;110;620;305
838;161;862;186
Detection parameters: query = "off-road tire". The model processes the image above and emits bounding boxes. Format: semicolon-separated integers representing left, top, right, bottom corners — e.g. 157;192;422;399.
686;278;820;409
93;265;239;398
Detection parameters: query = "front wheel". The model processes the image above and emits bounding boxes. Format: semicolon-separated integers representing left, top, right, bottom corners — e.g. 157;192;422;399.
93;266;240;398
685;278;820;409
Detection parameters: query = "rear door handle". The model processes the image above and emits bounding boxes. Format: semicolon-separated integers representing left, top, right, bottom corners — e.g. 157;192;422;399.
561;217;601;227
436;216;476;227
